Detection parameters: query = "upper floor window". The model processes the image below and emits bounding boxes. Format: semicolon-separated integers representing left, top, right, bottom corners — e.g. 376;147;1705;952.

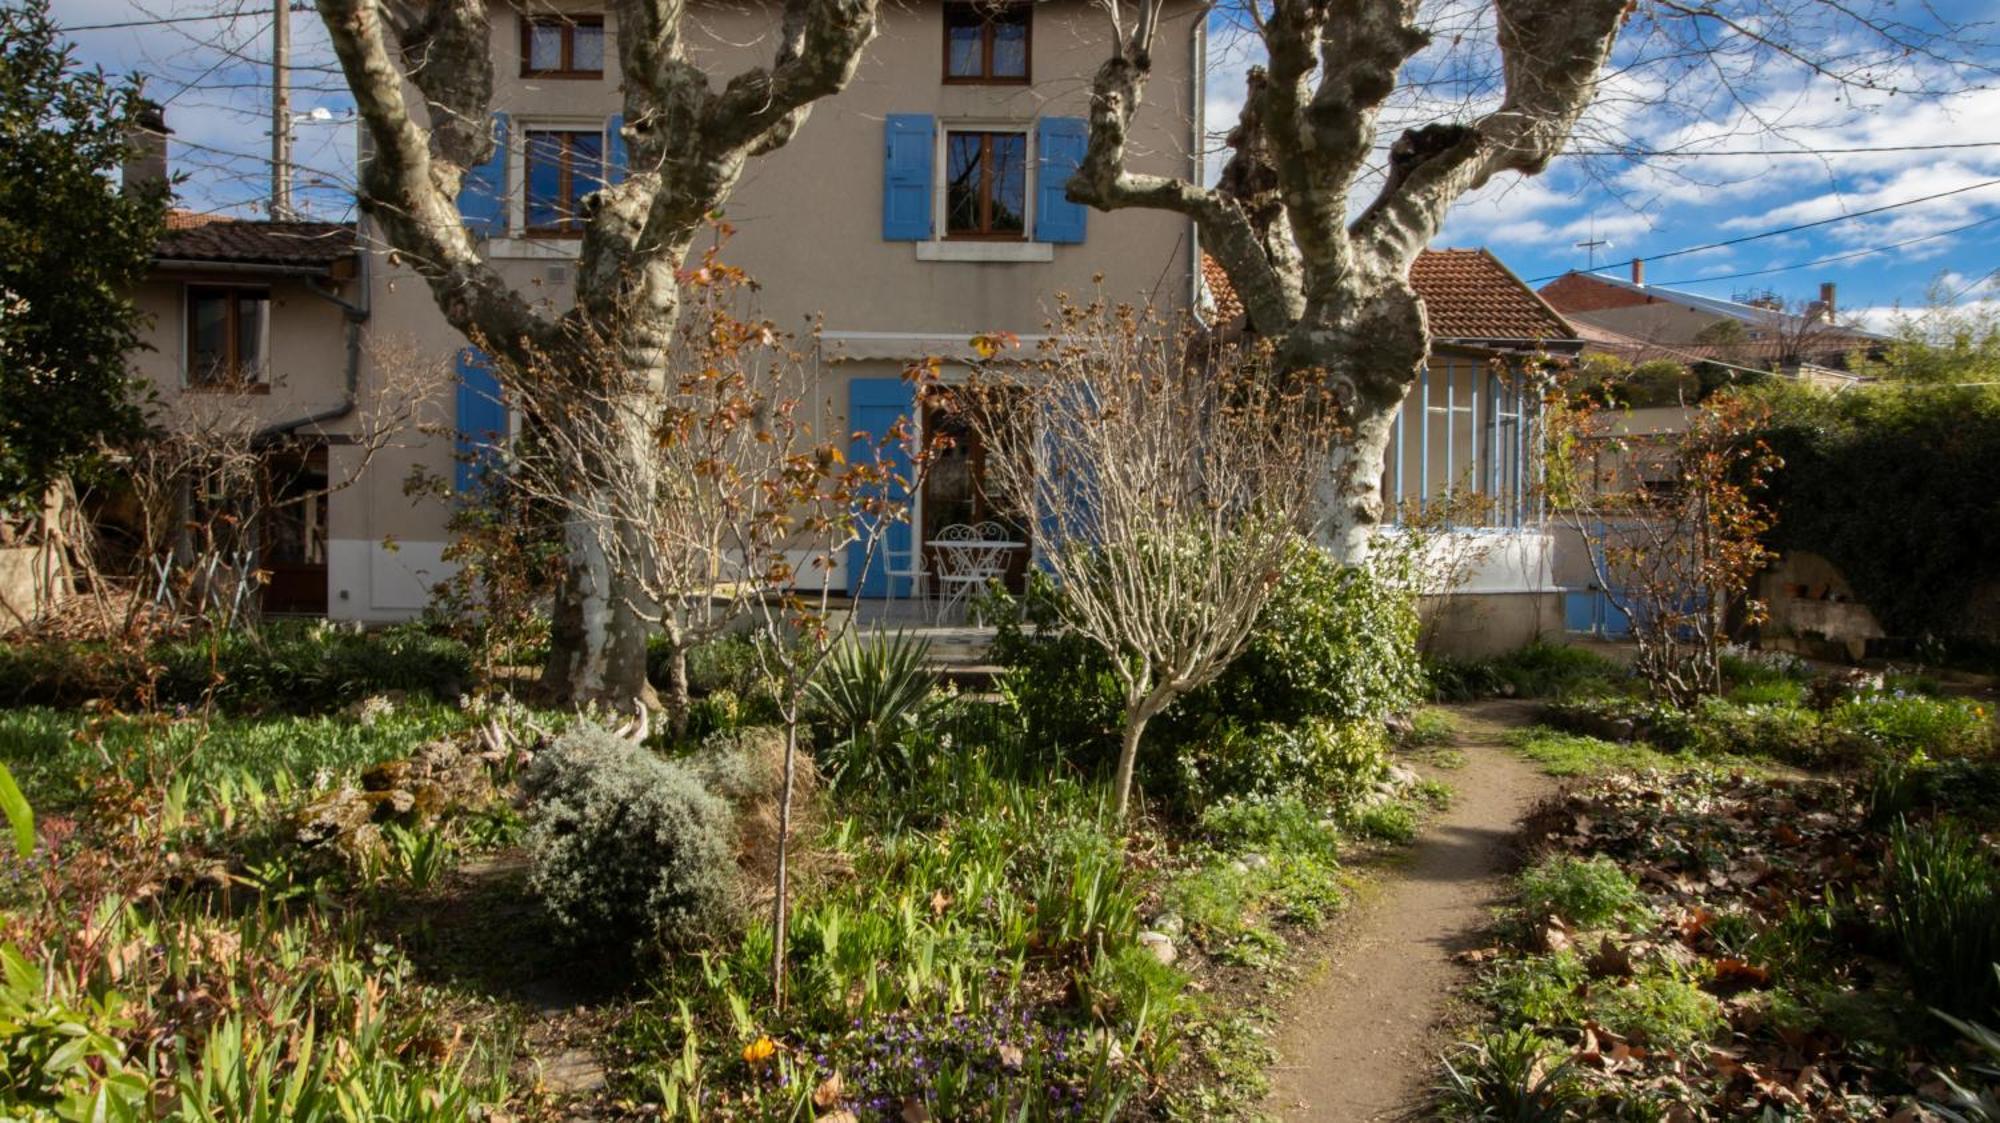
944;3;1028;83
187;285;269;390
521;14;605;78
945;129;1026;238
524;128;604;234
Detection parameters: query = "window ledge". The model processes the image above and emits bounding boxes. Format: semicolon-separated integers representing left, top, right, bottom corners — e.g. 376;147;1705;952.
915;240;1053;263
486;237;580;260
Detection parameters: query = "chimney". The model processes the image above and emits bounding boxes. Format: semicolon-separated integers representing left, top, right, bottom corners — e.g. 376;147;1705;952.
1818;281;1836;318
122;101;170;196
1630;258;1645;286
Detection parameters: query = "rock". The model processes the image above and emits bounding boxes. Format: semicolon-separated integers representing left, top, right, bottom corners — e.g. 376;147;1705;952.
1137;930;1177;965
1387;763;1420;787
1227;859;1250;876
540;1047;607;1094
1383;713;1414;739
1242;852;1270;871
1149;912;1184;938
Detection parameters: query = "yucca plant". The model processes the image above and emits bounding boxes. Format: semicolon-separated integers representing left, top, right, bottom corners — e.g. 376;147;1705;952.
808;630;944;789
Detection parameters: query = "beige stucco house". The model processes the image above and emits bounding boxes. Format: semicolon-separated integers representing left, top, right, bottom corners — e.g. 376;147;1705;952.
323;0;1207;618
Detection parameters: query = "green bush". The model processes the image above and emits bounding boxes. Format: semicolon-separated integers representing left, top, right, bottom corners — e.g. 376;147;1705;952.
1198;542;1422;728
1518;855;1642;928
522;723;739;954
1436;1027;1584;1122
989;544;1421;804
1883;818;2000;1019
1173;717;1388;809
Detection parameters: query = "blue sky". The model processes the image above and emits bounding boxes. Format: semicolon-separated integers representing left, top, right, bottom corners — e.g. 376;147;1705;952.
60;0;2000;329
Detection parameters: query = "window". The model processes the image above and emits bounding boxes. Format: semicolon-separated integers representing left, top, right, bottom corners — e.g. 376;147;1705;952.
524;128;604;234
945;130;1026;238
187;286;269;389
944;3;1028;83
521;14;605;77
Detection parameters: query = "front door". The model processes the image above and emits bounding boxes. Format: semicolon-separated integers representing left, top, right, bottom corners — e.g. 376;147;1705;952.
920;390;1030;593
260;446;329;615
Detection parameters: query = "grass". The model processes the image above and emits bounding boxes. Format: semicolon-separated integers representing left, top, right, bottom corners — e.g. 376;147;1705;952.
0;703;476;810
1517;854;1642;928
1505;726;1681;776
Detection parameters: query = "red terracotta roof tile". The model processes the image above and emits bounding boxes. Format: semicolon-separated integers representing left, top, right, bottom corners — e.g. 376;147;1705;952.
1202;248;1577;344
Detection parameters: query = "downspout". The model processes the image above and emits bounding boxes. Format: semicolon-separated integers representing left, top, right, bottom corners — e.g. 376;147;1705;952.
1189;8;1205;314
255;245;370;443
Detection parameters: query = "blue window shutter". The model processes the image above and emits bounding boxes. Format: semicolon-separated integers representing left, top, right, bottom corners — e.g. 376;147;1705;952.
1034;116;1088;244
882;114;934;241
458;112;510;236
1035;384;1098;571
847;377;917;596
454;348;507;494
606;113;627;183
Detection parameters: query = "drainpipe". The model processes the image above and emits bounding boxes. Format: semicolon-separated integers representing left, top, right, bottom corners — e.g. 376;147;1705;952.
1190;10;1206;314
256;246;370;443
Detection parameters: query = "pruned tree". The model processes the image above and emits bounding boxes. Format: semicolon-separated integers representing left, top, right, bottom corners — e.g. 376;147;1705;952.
313;0;881;706
968;300;1339;824
1071;0;1985;562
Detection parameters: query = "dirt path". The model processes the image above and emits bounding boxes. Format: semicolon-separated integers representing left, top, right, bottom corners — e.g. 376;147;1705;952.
1264;700;1551;1121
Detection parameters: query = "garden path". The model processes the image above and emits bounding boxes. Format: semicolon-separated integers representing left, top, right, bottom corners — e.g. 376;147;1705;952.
1264;699;1551;1121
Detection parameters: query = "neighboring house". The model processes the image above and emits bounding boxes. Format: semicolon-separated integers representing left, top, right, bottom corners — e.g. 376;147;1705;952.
330;0;1207;619
125;193;366;616
1539;262;1883;378
1205;249;1587;656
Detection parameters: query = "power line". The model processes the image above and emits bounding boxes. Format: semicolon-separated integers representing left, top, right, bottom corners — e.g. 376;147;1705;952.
1649;213;2000;286
1528;176;2000;283
60;13;246;32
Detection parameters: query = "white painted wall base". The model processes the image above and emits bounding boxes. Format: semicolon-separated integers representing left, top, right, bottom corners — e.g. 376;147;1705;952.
327;538;453;622
1380;528;1556;594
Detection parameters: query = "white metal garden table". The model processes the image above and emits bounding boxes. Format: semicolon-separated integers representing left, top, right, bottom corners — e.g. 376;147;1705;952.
925;522;1024;623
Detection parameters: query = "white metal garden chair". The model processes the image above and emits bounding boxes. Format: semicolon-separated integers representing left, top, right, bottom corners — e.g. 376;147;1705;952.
928;521;1020;624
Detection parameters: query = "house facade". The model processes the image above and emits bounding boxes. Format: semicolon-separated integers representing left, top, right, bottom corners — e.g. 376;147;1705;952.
125;207;365;616
323;0;1207;618
1203;250;1587;656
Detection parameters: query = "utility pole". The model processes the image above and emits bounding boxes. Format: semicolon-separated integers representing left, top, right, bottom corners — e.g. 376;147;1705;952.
270;0;291;220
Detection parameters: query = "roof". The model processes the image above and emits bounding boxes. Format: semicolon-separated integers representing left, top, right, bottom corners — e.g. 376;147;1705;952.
1201;248;1578;345
155;211;357;270
1539;270;1886;343
1568;314;1876;376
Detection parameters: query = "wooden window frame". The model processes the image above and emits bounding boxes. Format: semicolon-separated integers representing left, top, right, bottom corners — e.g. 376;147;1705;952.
522;128;602;237
943;129;1029;240
520;14;605;78
941;2;1030;85
185;285;271;393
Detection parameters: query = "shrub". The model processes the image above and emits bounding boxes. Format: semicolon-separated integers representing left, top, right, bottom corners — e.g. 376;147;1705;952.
1518;855;1641;928
1197;796;1340;865
1173;717;1387;809
990;546;1423;790
522;723;739;954
1199;543;1422;728
1689;697;1827;765
1884;818;2000;1019
808;631;944;789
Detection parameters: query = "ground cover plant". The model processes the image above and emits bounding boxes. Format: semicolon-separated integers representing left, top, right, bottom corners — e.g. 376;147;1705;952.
1440;736;2000;1118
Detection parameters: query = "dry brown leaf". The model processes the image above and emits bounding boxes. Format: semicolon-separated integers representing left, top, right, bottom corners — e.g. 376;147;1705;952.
813;1072;845;1110
1588;935;1635;978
